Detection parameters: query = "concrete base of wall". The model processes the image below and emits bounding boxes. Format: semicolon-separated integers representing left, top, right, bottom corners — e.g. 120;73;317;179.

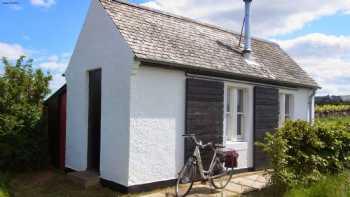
101;168;254;193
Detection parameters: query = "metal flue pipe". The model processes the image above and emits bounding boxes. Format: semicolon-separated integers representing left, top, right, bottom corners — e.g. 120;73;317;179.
243;0;252;60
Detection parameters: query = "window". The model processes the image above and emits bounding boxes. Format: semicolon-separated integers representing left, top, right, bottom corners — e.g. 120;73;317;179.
285;94;291;120
279;93;293;126
226;87;246;141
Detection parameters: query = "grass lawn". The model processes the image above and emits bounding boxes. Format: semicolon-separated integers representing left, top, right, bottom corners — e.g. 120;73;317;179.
317;116;350;125
0;170;137;197
244;171;350;197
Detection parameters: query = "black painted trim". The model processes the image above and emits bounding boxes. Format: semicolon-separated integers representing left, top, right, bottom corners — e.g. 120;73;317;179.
234;167;254;174
64;167;76;174
100;179;128;193
100;178;176;193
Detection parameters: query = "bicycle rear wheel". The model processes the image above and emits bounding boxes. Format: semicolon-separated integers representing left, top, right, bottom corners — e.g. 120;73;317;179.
210;158;234;189
176;158;196;197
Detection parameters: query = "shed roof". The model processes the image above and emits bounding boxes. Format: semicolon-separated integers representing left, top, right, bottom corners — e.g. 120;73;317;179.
99;0;318;88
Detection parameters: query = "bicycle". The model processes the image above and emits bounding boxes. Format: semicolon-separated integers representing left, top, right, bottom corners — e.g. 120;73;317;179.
175;134;237;197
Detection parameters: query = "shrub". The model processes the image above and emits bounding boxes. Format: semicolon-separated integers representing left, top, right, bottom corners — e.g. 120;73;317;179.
0;172;10;197
0;56;52;170
257;120;350;187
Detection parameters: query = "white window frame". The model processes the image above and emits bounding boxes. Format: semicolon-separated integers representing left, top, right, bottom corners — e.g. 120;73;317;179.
279;91;294;127
224;84;248;142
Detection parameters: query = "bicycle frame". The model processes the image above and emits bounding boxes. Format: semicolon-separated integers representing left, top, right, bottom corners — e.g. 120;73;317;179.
176;135;234;196
191;144;219;180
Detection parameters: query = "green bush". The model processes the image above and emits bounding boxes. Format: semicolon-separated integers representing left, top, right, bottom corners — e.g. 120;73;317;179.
257;120;350;187
0;56;52;170
0;172;10;197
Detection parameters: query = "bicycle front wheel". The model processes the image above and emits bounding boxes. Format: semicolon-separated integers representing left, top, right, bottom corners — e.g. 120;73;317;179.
176;158;196;197
210;158;234;189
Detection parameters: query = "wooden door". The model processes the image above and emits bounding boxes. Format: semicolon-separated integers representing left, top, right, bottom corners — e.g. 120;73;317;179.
88;69;102;171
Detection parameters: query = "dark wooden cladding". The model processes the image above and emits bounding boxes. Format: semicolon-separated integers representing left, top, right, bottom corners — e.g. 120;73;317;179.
58;92;67;169
46;85;66;170
185;78;224;169
253;86;279;170
47;95;60;168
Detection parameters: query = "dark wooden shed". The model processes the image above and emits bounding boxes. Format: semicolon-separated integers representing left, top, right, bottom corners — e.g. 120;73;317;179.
44;85;67;170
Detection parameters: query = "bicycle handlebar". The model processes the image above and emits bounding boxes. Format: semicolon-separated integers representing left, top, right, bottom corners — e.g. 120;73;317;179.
182;134;201;146
183;133;221;149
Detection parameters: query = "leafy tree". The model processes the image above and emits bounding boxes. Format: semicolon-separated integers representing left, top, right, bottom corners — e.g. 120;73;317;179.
0;56;52;170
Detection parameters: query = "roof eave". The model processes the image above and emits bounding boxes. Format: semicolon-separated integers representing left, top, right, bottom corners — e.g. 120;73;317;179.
44;84;67;105
136;57;320;89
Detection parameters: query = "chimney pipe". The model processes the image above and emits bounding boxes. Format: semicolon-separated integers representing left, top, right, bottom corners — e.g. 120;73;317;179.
243;0;252;60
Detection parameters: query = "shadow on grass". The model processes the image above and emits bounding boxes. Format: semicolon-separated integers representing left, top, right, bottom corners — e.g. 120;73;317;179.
243;184;285;197
0;169;119;197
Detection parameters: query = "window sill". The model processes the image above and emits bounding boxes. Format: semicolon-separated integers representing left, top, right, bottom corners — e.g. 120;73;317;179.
225;141;248;150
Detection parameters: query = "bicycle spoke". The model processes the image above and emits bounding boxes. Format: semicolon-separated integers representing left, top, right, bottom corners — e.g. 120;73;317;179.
210;160;234;189
176;159;195;197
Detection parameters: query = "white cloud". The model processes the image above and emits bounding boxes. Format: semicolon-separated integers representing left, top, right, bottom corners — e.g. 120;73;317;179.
276;33;350;96
276;33;350;59
0;42;26;60
39;61;66;72
39;55;69;73
50;73;65;92
142;0;350;37
9;4;23;11
30;0;55;8
38;54;69;91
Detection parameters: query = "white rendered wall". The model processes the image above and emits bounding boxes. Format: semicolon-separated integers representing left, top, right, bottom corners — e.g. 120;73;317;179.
128;66;186;186
279;88;314;122
65;0;134;186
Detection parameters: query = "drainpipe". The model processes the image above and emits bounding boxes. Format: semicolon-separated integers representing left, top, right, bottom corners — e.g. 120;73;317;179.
243;0;252;60
308;89;317;124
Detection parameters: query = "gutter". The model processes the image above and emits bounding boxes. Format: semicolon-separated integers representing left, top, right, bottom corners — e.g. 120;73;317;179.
186;73;298;90
308;88;317;123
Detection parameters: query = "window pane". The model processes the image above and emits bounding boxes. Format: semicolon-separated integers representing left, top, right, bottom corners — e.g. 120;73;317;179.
227;88;231;112
285;94;290;114
226;114;234;140
237;114;244;137
237;89;244;112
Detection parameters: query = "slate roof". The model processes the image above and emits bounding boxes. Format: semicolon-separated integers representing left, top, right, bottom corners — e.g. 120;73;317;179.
99;0;319;88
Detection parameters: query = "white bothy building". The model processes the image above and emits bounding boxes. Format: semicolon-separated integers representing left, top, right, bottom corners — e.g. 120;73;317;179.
62;0;319;192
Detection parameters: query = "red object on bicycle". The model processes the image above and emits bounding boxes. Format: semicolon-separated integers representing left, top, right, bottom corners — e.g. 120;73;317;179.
224;149;239;168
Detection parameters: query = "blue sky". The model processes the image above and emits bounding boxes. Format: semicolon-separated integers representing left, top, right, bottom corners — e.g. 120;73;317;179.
1;0;350;96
